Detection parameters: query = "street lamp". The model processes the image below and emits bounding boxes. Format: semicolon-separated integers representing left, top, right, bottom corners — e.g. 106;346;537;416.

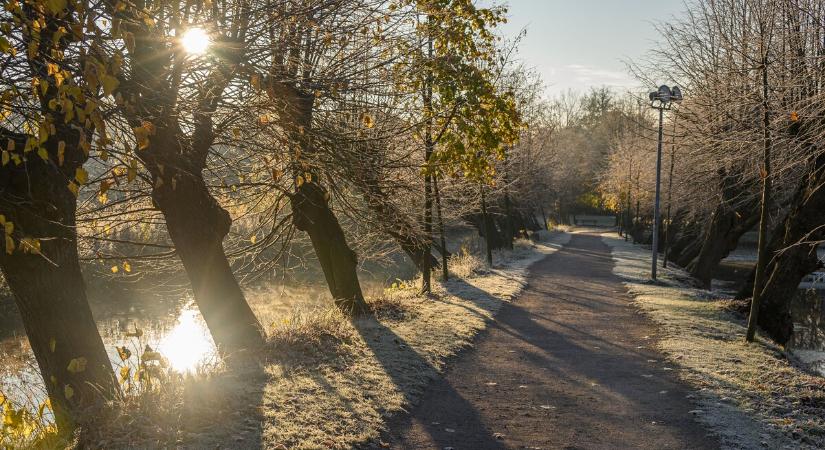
649;85;682;280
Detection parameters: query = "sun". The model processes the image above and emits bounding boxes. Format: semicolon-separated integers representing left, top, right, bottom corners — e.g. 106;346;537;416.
180;27;209;55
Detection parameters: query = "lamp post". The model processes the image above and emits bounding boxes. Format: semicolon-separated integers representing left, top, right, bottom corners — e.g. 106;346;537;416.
648;85;682;280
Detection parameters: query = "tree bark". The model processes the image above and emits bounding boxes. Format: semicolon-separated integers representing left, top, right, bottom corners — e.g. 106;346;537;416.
685;168;758;286
291;182;368;313
480;184;494;265
0;130;119;430
433;177;449;281
150;162;265;352
687;207;759;287
746;56;773;343
741;152;825;343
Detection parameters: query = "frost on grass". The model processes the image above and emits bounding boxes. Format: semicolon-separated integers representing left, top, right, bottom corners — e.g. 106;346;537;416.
602;233;825;450
248;231;570;449
100;231;570;449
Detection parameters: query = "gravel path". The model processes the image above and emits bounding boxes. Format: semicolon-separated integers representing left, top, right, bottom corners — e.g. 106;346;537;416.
385;232;719;450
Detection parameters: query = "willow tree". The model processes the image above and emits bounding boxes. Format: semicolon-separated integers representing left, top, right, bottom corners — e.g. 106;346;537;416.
0;0;119;429
396;0;521;292
246;0;391;314
101;0;265;353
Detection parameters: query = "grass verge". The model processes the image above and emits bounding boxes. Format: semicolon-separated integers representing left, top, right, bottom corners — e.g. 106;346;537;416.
602;232;825;450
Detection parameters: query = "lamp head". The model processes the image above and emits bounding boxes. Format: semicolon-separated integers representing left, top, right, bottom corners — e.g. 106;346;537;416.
671;86;683;102
657;85;672;103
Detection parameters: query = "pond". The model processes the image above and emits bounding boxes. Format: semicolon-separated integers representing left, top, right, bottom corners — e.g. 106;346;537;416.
0;273;404;412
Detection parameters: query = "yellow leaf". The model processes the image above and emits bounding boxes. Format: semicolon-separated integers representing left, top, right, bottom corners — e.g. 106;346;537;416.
141;349;162;362
63;384;73;400
362;113;374;129
79;134;90;154
122;261;131;272
101;75;119;96
119;366;130;383
38;399;51;419
45;0;67;15
67;181;78;197
116;346;131;361
5;235;13;255
125;327;143;338
4;220;13;235
49;338;56;352
37;147;49;161
791;111;800;122
124;32;135;53
1;151;8;166
75;167;88;184
296;175;304;187
66;357;87;374
20;238;40;254
110;265;119;273
250;235;257;244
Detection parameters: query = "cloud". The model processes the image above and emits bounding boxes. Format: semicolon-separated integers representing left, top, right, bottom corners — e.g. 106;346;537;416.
562;64;635;87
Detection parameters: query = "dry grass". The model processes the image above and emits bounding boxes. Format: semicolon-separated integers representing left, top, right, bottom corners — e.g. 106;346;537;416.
603;233;825;450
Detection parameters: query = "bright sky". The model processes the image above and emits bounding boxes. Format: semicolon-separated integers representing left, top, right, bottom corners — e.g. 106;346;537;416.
497;0;686;98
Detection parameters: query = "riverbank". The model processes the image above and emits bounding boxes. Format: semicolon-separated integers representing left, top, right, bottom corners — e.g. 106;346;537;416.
71;231;571;449
603;232;825;449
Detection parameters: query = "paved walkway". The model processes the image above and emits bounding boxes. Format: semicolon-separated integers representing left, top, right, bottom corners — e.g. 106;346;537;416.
386;233;719;449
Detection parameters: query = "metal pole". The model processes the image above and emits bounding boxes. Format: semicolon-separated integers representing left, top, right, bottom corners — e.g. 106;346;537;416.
663;117;676;268
652;107;664;280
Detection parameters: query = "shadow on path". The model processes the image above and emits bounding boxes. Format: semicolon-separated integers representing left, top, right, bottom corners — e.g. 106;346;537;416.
385;233;720;450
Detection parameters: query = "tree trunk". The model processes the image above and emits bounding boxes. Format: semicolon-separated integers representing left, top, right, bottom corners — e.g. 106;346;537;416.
463;212;505;250
671;226;702;267
540;205;548;230
687;208;758;288
434;177;449;281
746;57;773;343
124;27;265;354
481;184;493;266
267;83;368;312
0;131;119;430
291;182;367;313
742;152;825;343
150;167;265;353
502;191;515;249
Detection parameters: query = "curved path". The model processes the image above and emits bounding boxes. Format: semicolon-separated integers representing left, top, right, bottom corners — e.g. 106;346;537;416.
385;232;719;450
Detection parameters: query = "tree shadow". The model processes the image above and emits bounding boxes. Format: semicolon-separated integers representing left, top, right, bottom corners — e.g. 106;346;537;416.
180;360;268;449
352;316;507;449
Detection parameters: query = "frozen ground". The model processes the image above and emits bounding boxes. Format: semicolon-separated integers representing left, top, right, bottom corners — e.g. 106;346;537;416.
604;232;825;450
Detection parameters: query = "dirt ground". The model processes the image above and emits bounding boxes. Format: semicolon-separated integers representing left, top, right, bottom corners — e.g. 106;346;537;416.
384;232;719;450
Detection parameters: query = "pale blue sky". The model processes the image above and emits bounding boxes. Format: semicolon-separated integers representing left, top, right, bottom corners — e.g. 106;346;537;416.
497;1;686;97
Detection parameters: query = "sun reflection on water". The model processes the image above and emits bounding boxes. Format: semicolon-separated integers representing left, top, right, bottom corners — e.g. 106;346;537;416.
157;307;216;373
